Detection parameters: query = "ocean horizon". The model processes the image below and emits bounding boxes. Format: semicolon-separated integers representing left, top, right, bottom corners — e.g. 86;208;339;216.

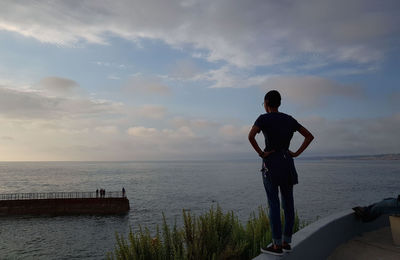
0;159;399;259
0;152;398;163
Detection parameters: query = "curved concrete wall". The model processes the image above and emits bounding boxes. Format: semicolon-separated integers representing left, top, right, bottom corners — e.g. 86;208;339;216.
0;198;130;216
253;209;390;260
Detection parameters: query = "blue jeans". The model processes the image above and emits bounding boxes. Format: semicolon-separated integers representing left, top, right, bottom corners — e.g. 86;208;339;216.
262;170;294;245
364;197;400;221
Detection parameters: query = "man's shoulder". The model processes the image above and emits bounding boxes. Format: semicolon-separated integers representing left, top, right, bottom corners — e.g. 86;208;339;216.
257;112;293;119
269;112;297;121
256;112;296;122
276;112;291;117
254;113;269;127
258;113;268;118
268;112;294;120
256;113;272;122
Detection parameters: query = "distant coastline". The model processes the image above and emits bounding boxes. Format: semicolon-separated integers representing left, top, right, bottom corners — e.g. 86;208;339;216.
301;153;400;161
0;154;399;163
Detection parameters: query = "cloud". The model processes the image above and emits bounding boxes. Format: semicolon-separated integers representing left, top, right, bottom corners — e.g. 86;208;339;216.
94;126;118;134
0;85;123;119
107;75;121;80
171;117;219;129
0;87;62;119
199;70;365;109
127;126;158;137
1;0;398;68
260;76;364;107
93;61;127;69
163;126;195;138
127;125;195;138
167;59;204;80
123;75;171;95
0;102;397;160
198;66;269;88
219;124;250;139
389;91;400;109
137;105;167;119
293;114;400;156
38;77;79;96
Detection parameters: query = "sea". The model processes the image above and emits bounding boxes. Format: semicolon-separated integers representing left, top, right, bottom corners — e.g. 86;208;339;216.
0;159;399;259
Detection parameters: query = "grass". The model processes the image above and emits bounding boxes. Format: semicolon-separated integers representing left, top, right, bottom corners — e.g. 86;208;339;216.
107;205;303;260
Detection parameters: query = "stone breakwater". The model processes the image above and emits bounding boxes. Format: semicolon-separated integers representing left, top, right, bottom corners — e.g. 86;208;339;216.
0;197;130;216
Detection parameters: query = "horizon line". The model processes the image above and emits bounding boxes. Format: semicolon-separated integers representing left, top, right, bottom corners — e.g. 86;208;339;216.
0;153;398;163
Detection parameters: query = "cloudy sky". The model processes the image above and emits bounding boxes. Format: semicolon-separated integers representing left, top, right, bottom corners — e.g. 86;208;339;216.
0;0;399;161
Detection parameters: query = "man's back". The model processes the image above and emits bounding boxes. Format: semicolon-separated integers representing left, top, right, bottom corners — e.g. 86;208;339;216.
254;112;301;151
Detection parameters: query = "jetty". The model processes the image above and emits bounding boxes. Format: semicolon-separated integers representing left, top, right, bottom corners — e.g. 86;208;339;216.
0;191;130;216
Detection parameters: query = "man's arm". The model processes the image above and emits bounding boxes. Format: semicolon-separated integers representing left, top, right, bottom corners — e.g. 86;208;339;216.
248;126;274;158
289;126;314;157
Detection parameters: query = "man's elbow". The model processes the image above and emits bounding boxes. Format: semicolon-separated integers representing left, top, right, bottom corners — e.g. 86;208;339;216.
248;134;254;142
307;133;314;142
248;132;256;142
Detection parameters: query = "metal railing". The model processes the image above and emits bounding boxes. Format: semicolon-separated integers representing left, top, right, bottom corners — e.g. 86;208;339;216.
0;191;125;201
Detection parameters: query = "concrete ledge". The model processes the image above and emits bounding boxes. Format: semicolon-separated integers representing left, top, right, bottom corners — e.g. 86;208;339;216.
253;210;390;260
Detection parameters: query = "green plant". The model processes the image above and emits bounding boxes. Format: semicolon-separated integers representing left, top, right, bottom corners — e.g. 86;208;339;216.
108;205;302;260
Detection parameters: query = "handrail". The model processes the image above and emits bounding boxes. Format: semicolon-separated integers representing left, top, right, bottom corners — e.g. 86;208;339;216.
0;191;126;200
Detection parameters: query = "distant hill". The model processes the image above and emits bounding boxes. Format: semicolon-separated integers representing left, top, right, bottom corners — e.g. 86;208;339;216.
302;153;400;161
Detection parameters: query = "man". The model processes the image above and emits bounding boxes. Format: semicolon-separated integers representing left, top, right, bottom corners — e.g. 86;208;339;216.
353;195;400;222
248;90;314;255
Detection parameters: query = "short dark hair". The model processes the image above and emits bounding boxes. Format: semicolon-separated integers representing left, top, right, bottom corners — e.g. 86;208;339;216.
264;90;281;108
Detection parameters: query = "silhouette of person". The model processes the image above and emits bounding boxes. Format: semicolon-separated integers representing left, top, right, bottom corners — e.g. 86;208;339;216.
96;189;99;198
248;90;314;255
122;187;126;197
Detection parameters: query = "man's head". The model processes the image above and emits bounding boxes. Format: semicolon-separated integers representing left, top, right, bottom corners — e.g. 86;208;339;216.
264;90;281;108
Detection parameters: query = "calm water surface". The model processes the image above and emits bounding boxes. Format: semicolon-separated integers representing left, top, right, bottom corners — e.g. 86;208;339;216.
0;160;398;259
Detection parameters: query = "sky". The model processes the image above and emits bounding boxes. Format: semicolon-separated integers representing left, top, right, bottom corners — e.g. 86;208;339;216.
0;0;399;161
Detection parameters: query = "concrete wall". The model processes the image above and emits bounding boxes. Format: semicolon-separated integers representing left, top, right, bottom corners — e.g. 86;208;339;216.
0;198;130;216
253;209;390;260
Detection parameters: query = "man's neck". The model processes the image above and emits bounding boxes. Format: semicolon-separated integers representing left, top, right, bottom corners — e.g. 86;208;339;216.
267;107;279;113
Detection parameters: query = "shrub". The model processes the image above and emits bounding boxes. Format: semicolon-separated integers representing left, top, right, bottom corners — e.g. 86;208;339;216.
108;205;301;260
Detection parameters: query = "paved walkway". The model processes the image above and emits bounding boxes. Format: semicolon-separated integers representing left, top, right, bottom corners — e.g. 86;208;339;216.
327;227;400;260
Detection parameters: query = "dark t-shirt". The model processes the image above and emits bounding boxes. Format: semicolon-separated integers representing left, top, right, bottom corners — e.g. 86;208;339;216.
254;112;302;185
254;112;302;152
